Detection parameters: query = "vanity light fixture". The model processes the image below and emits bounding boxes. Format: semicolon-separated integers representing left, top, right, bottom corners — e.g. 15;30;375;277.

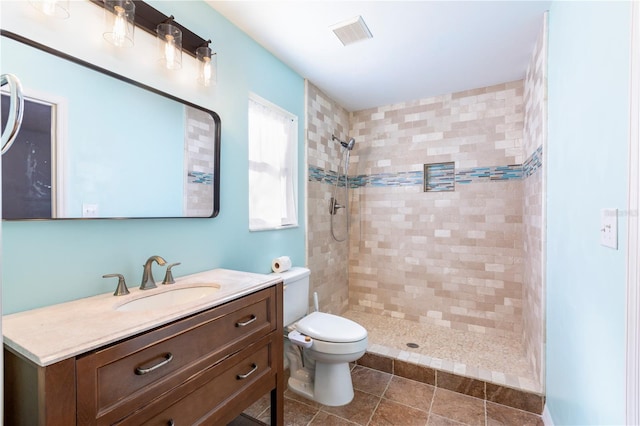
196;41;216;87
29;0;70;19
90;0;215;84
157;17;182;70
103;0;135;48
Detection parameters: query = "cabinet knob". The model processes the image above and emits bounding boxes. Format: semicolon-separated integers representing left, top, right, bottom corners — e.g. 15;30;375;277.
167;420;175;426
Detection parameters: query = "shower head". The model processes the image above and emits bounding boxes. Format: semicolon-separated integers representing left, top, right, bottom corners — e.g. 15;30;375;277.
332;134;356;151
344;137;356;151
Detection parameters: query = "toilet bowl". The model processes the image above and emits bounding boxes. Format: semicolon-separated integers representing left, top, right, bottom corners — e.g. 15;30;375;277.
275;267;368;406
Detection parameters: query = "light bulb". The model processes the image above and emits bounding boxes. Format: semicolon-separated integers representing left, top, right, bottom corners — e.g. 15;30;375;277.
103;0;134;48
165;34;176;68
157;22;182;70
112;6;127;47
197;45;214;87
202;57;212;86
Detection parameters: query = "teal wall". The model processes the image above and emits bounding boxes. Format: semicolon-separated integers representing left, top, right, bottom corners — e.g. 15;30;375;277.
546;1;630;424
2;1;306;314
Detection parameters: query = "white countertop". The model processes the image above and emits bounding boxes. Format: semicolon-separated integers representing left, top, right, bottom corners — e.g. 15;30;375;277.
3;268;281;367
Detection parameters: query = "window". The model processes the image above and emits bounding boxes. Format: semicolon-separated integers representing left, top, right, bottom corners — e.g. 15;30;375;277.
248;94;298;231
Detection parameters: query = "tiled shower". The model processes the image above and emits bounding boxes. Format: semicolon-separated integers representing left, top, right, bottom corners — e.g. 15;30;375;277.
306;17;546;395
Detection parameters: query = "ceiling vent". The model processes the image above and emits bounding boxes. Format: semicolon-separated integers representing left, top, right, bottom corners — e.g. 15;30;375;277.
330;15;373;46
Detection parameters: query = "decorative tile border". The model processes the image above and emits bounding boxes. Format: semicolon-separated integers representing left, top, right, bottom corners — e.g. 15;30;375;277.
524;145;543;178
455;165;523;184
308;145;543;188
353;171;424;188
308;167;342;186
188;171;213;184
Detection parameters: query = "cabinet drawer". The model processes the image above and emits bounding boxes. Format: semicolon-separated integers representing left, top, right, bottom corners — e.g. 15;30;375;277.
117;334;276;426
77;287;276;425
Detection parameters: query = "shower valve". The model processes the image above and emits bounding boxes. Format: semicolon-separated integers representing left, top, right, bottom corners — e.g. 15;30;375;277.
329;197;344;215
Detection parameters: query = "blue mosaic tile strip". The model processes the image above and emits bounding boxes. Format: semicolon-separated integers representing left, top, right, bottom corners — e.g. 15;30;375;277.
188;171;213;185
455;165;522;184
362;171;423;187
308;145;542;189
309;166;347;186
425;162;455;192
524;145;543;177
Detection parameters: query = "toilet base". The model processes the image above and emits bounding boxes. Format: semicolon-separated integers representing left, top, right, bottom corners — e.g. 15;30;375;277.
288;376;315;401
287;362;355;407
313;361;354;406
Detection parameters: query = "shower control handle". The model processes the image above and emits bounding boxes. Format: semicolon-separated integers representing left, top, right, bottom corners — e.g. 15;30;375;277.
329;197;344;215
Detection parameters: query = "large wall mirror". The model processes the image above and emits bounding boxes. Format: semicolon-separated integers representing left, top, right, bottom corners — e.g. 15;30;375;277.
0;31;220;220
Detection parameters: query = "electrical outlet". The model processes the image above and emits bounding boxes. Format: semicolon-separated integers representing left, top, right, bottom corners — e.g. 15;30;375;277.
82;203;99;218
600;208;618;249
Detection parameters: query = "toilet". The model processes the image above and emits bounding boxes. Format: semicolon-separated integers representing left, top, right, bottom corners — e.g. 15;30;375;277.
275;267;368;406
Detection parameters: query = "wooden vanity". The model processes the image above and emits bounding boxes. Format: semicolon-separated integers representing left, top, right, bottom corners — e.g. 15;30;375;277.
3;270;284;425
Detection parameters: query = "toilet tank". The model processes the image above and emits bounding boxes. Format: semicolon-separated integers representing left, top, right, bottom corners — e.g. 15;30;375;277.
273;267;310;326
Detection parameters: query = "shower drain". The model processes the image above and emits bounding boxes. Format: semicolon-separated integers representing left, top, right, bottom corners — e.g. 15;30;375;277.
406;342;420;348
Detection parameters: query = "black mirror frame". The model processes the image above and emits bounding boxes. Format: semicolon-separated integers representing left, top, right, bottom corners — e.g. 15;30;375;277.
0;29;221;220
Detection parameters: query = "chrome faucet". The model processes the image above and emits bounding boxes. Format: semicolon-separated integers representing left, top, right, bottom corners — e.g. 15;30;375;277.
140;255;167;290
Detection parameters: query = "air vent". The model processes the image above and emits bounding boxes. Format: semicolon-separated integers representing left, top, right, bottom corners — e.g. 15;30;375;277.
330;15;373;46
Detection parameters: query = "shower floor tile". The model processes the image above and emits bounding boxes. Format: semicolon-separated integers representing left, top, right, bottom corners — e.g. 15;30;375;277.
342;310;541;394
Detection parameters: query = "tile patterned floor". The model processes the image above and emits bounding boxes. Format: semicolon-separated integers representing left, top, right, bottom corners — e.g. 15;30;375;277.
244;366;543;426
342;310;541;394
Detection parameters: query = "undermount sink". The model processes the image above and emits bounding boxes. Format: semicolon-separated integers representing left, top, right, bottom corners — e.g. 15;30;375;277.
116;285;220;312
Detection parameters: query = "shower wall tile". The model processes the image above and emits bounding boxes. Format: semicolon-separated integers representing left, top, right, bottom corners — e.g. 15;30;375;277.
184;106;215;217
522;13;547;388
348;81;526;338
306;81;351;314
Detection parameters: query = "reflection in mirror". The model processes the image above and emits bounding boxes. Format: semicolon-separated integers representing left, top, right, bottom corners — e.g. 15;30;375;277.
0;31;220;219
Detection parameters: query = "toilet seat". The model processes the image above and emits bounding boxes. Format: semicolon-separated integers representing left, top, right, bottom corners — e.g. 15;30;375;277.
297;311;368;343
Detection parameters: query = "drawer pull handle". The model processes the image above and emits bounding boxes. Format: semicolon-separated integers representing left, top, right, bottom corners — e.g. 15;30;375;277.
237;363;258;380
168;420;175;426
236;314;257;327
135;353;174;375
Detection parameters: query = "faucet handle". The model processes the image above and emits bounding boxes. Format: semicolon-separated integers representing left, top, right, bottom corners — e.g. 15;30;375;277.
103;273;130;296
162;262;181;285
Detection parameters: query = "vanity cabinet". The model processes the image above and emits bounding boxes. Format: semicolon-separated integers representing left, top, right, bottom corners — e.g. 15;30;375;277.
4;284;284;426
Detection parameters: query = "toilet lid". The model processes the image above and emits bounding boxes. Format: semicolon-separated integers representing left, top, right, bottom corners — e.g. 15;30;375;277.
296;311;367;343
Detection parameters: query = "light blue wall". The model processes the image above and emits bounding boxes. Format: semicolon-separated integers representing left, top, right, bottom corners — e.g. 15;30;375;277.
546;2;630;424
2;1;305;314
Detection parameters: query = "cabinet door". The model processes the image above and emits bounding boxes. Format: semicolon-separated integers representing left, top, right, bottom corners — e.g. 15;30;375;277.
4;349;76;426
77;287;277;425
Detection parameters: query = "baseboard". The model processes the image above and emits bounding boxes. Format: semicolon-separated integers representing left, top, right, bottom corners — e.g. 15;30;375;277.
542;404;555;426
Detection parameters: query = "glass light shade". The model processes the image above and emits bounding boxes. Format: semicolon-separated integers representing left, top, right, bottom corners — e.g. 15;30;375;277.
103;0;135;48
157;23;182;70
29;0;70;19
196;46;216;87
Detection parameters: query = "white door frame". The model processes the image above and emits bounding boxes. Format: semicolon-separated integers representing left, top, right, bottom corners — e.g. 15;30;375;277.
627;2;640;424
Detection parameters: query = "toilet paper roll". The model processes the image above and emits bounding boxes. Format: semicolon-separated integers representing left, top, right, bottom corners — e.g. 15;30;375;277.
272;256;292;273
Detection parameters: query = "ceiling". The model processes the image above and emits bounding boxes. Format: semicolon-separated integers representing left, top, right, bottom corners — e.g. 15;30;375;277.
206;1;551;112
